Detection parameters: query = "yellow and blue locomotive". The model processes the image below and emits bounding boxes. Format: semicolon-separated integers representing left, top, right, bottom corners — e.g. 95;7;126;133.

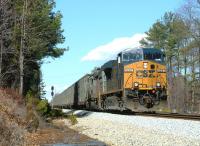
52;48;167;111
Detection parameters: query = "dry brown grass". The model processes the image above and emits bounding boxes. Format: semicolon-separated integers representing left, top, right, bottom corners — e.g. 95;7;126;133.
0;89;26;146
0;89;93;145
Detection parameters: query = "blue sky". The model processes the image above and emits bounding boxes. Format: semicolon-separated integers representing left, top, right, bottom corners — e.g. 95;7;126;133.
41;0;184;101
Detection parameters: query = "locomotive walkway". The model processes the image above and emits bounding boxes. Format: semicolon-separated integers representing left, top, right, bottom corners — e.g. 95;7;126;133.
59;110;200;146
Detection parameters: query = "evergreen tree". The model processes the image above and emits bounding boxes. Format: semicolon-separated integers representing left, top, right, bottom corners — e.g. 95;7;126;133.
0;0;65;97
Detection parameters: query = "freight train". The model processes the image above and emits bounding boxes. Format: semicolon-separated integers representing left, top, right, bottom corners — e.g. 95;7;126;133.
52;48;168;111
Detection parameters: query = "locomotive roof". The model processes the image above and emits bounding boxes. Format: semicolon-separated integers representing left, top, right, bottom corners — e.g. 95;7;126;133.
101;60;116;70
101;48;163;69
122;48;163;54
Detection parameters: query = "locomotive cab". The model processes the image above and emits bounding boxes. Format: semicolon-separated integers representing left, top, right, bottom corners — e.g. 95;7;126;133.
122;48;167;108
98;48;167;110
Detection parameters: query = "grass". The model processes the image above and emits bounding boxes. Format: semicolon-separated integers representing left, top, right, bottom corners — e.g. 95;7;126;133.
68;113;78;125
0;89;26;146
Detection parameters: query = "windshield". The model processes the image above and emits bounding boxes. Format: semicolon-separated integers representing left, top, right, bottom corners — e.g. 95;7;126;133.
122;48;165;64
143;52;164;62
123;53;142;62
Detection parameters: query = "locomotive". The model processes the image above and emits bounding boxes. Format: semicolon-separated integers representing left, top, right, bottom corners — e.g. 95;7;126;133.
52;48;167;111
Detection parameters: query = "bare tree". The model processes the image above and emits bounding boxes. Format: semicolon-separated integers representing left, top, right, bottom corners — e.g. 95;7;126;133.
19;0;28;95
176;0;200;113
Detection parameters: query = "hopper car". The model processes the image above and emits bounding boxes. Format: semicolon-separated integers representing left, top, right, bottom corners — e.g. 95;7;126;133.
52;48;168;111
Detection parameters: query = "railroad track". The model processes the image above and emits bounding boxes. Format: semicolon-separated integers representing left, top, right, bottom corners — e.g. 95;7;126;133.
63;108;200;121
103;109;200;121
134;112;200;121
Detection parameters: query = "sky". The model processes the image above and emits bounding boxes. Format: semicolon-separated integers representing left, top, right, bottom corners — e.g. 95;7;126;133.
41;0;184;101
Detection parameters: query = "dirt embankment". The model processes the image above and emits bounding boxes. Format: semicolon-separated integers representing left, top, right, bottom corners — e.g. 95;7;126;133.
0;89;26;146
26;120;95;145
0;89;95;146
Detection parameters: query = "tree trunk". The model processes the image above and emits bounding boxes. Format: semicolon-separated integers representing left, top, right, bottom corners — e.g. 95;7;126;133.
191;54;196;112
167;55;174;111
0;0;3;86
0;34;2;86
199;47;200;80
19;46;24;95
19;0;27;95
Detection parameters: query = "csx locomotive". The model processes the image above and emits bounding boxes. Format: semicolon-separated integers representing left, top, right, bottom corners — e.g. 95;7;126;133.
52;48;167;111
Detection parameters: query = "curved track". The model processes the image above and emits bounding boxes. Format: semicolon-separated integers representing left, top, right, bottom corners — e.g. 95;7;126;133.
132;112;200;121
65;108;200;121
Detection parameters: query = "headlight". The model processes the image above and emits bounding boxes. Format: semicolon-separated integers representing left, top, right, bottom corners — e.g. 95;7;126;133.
143;62;148;69
134;82;139;87
156;82;161;87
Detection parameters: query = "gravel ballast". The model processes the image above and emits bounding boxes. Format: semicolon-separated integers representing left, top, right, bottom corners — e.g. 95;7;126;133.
63;110;200;146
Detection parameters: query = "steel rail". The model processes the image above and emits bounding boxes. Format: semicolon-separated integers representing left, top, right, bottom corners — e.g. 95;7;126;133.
71;108;200;121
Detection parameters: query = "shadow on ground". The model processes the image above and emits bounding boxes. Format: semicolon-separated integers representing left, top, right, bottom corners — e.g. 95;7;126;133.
43;140;106;146
62;109;93;118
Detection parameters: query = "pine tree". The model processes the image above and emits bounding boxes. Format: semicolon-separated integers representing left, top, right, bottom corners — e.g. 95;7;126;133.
0;0;65;97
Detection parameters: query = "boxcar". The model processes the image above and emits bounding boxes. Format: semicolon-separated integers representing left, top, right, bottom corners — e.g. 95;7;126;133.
52;74;90;108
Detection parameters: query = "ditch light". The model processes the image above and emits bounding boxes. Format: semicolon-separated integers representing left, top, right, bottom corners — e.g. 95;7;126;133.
156;82;161;87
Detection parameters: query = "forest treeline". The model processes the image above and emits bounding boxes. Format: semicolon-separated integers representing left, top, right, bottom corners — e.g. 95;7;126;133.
1;0;200;113
0;0;65;97
141;0;200;113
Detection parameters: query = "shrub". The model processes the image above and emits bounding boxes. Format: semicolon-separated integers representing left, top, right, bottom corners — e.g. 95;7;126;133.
68;114;78;125
36;99;51;116
26;91;40;106
50;108;64;117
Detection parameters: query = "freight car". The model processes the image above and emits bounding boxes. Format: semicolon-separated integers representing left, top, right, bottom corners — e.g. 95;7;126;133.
52;48;168;111
52;75;90;108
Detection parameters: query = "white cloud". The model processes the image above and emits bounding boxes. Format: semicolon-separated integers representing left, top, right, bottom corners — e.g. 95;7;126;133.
81;33;147;61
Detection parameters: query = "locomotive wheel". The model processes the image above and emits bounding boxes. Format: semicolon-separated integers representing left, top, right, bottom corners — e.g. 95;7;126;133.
101;100;106;109
118;100;124;111
85;98;92;109
153;92;160;105
118;100;124;108
153;96;160;105
146;101;154;108
139;93;154;108
85;101;91;109
139;96;145;105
